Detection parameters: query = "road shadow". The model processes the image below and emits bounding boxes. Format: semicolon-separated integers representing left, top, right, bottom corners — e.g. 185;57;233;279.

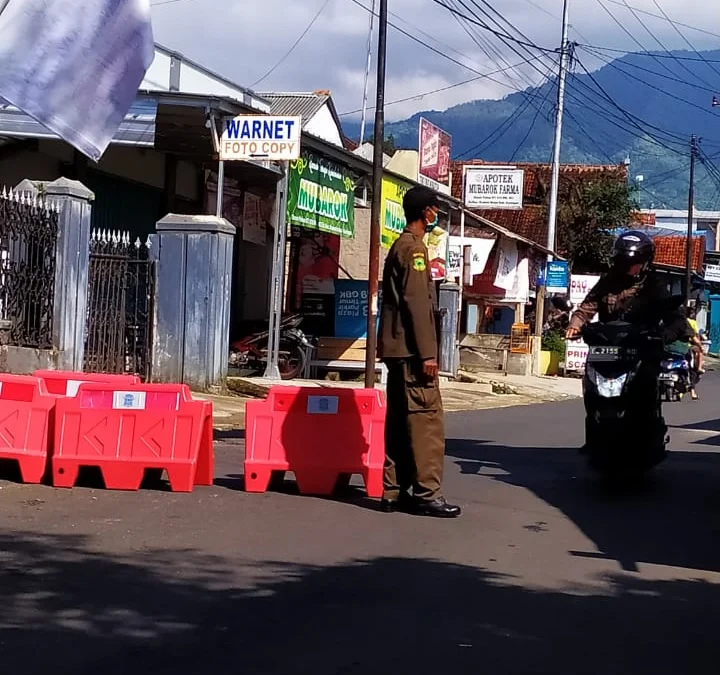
214;429;246;442
0;530;716;674
446;438;720;575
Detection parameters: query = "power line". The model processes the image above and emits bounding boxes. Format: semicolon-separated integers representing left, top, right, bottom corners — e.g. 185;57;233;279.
384;3;486;67
579;44;718;95
250;0;334;87
435;0;678;160
338;55;546;116
649;0;720;81
456;73;555;158
583;44;720;63
444;0;689;154
571;56;688;151
445;0;539;93
575;47;720;122
602;0;720;41
616;0;717;90
151;0;200;5
347;0;545;93
428;0;556;53
510;82;555;161
590;0;716;92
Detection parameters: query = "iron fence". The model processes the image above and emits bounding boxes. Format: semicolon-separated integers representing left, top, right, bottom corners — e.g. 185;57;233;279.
0;188;59;349
84;230;155;380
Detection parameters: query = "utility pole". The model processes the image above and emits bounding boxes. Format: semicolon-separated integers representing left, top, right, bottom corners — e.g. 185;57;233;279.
685;134;698;306
359;0;376;146
534;0;570;374
364;0;387;389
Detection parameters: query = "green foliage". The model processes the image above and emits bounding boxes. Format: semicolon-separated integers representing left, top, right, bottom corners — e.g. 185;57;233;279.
556;179;640;274
542;328;566;359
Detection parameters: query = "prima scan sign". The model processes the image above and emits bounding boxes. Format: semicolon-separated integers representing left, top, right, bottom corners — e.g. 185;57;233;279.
220;115;301;161
464;166;524;210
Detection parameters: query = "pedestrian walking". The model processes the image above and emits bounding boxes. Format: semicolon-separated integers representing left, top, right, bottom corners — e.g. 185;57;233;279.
377;186;461;518
686;306;705;400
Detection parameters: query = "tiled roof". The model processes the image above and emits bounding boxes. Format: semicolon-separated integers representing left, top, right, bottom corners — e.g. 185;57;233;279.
450;160;629;246
343;135;359;151
653;235;705;270
634;211;656;226
450;204;547;246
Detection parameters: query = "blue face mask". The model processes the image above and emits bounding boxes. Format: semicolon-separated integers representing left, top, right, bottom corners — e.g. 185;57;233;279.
425;210;438;233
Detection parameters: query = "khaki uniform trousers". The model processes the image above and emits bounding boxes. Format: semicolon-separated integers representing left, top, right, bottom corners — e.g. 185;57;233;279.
383;359;445;502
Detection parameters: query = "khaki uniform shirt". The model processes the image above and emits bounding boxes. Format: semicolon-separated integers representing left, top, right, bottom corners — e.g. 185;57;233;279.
377;229;438;361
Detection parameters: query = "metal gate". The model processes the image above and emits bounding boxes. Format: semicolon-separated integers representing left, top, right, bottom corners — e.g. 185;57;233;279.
84;230;155;380
0;190;59;349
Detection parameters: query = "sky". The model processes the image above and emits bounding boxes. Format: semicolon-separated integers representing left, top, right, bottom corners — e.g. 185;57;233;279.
150;0;720;123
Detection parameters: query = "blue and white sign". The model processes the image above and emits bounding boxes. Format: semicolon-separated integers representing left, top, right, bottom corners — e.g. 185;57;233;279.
112;391;147;410
335;280;381;339
307;395;339;415
220;115;301;161
545;261;569;294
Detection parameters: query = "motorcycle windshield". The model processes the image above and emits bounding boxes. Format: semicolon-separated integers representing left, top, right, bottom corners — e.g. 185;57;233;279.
582;320;644;347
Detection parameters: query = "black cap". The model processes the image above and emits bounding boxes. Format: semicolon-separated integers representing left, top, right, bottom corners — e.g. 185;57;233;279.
403;186;440;222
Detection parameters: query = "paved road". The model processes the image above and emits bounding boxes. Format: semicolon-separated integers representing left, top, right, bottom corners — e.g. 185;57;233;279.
2;375;720;674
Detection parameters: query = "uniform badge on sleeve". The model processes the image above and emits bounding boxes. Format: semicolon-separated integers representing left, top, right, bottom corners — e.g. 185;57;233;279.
412;252;427;272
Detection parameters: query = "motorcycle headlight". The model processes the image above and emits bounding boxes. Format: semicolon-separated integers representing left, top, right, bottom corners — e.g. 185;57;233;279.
586;365;628;398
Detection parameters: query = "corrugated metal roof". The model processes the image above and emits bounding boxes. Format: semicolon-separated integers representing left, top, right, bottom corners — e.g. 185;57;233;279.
0;98;156;146
257;92;330;128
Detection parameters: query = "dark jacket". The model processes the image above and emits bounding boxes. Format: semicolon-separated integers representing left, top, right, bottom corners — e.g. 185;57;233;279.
569;269;690;342
377;229;438;361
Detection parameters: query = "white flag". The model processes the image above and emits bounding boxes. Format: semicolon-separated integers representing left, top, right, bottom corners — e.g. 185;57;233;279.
0;0;154;162
493;237;519;291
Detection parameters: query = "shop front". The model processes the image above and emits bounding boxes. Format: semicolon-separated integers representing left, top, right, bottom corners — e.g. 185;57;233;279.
204;170;278;341
286;148;357;338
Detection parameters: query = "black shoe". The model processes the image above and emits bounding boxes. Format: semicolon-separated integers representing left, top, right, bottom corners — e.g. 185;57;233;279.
380;493;412;513
410;497;461;518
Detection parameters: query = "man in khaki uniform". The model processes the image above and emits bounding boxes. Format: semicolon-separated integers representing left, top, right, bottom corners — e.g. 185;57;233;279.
377;186;461;518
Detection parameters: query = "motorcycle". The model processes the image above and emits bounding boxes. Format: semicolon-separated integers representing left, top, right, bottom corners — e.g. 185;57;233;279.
229;314;314;380
658;353;691;402
579;319;669;476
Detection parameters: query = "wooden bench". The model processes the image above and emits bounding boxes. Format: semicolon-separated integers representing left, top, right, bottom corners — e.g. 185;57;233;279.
305;337;388;385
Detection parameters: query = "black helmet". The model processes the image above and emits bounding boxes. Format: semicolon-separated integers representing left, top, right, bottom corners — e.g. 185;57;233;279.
612;230;655;274
550;295;572;313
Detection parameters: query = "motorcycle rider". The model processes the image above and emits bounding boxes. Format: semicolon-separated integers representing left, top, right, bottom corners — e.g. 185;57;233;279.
565;230;690;457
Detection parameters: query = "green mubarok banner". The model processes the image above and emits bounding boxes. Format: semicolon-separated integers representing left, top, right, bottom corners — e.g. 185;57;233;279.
287;152;355;238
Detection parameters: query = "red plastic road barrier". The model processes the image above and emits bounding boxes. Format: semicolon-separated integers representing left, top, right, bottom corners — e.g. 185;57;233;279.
52;383;214;492
244;386;385;497
34;370;141;397
0;374;56;483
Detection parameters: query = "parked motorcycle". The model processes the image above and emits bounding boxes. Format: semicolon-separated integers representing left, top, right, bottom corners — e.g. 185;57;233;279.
579;319;669;476
658;353;691;402
229;314;313;380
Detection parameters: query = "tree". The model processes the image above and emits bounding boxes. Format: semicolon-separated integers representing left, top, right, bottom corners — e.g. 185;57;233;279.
382;135;397;157
555;178;640;274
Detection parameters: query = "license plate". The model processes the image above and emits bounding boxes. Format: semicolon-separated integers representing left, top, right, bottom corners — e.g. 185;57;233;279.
658;373;676;381
589;346;619;355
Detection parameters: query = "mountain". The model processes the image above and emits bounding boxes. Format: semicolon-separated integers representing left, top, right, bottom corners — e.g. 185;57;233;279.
342;50;720;211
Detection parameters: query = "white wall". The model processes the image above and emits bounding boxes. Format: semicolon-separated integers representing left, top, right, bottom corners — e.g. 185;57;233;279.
305;104;343;147
141;50;172;91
